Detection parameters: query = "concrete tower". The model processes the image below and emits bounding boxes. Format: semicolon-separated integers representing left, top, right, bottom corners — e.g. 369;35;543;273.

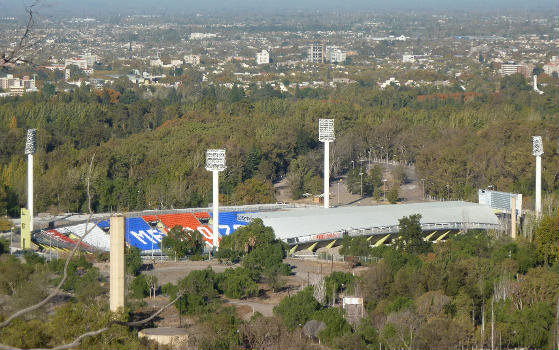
532;136;543;217
319;119;335;208
206;149;226;250
110;215;125;312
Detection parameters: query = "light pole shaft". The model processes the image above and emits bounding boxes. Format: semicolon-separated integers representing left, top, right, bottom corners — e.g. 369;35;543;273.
212;170;219;250
535;155;542;216
28;154;33;233
324;141;330;208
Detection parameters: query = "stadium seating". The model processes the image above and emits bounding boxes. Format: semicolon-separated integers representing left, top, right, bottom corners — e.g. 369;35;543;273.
59;223;111;251
211;211;249;236
126;217;165;250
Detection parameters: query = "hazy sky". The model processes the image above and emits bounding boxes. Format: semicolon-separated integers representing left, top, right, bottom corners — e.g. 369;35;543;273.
2;0;557;16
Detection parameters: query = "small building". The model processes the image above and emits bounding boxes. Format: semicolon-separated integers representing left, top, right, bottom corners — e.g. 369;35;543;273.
256;50;270;65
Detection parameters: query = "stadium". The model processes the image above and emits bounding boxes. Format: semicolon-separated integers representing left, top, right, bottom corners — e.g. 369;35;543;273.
31;201;501;255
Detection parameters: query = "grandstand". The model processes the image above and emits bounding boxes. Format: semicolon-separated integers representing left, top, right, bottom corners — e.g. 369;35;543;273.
240;201;501;250
30;202;500;254
32;211;250;253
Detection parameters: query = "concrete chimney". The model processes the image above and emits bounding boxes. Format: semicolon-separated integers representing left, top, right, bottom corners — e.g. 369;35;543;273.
110;215;125;312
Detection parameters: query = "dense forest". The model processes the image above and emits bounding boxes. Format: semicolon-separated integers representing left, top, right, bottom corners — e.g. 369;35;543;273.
0;73;557;216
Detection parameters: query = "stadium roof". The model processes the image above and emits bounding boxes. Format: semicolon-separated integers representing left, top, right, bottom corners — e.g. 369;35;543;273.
242;201;500;241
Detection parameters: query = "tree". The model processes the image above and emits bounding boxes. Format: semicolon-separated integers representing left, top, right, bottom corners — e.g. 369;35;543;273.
126;246;143;276
217;267;259;299
387;186;399;204
162;226;205;258
232;178;275;204
1;2;38;68
534;214;559;265
273;286;321;330
396;214;431;254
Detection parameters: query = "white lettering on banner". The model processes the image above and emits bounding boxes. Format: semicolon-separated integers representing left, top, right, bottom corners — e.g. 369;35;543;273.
130;230;157;245
148;229;164;242
233;224;243;230
197;226;213;241
219;225;230;235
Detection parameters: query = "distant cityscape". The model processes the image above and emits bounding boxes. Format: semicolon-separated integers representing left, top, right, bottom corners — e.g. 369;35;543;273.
1;11;557;97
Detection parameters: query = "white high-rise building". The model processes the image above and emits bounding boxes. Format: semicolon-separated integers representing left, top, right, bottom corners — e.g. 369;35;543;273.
184;54;200;65
325;47;346;63
308;44;324;63
256;50;270;65
64;58;88;69
79;53;98;67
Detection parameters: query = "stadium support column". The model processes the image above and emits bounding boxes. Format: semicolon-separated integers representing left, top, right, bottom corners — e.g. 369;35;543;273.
532;136;543;217
319;119;335;209
23;129;37;249
213;170;219;249
206;149;226;251
110;215;125;312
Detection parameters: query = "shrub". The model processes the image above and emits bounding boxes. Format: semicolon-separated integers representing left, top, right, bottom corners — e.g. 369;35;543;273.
273;286;321;330
217;268;259;299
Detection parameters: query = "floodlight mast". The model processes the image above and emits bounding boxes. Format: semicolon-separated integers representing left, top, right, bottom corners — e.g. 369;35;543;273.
319;119;335;208
206;149;226;250
532;136;543;217
24;129;37;248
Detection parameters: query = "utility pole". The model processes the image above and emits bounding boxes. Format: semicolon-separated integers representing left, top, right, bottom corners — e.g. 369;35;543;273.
421;179;425;200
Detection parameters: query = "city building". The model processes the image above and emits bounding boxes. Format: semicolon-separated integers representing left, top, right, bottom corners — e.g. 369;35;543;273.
543;56;559;76
64;58;88;70
256;50;270;65
0;74;37;96
500;62;534;78
79;52;98;67
325;47;346;63
308;44;324;63
184;54;200;65
190;33;217;40
402;54;415;63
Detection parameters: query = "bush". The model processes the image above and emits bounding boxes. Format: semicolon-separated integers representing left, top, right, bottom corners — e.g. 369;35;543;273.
325;271;355;305
386;296;414;313
126;247;143;276
312;308;352;345
176;268;219;314
130;275;149;299
387;186;399;204
273;286;321;330
215;248;241;264
242;242;288;281
24;251;45;265
217;268;259;299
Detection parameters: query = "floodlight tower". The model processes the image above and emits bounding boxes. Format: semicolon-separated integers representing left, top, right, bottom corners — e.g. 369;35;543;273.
206;149;226;250
319;119;335;208
25;129;37;235
532;136;543;217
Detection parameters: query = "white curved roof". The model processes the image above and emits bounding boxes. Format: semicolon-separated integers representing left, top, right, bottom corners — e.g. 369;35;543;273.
243;201;500;241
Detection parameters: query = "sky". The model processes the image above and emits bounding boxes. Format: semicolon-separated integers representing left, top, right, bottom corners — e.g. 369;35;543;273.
1;0;557;16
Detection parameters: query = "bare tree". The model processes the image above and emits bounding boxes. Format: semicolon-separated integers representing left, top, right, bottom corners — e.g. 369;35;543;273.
1;1;41;69
0;154;182;350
